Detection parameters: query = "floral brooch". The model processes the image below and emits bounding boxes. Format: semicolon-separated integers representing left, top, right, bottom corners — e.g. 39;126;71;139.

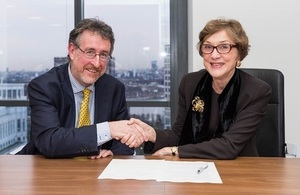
192;96;204;112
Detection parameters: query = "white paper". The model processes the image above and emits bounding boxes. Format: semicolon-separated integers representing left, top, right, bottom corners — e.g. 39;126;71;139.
98;159;164;180
98;159;222;183
157;161;222;183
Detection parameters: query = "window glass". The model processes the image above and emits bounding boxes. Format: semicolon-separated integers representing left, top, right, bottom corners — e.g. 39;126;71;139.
0;0;73;154
84;0;171;139
84;0;170;101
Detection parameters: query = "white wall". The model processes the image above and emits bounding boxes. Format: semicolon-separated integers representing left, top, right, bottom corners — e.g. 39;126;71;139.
188;0;300;157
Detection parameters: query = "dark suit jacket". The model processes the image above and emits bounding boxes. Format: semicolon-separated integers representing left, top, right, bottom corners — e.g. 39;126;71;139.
18;63;133;158
144;69;271;159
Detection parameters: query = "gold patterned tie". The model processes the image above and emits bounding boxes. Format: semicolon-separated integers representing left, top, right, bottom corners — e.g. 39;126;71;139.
78;88;91;127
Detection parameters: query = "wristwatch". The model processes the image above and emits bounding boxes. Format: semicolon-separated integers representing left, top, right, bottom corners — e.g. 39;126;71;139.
171;146;178;156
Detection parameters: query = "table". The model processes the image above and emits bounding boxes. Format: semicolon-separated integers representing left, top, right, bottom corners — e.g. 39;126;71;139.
0;155;299;194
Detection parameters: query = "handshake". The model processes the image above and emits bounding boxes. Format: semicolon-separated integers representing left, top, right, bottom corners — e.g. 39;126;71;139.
109;118;156;148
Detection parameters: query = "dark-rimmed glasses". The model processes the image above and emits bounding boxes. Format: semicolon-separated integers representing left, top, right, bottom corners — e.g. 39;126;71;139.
73;43;111;62
200;44;237;54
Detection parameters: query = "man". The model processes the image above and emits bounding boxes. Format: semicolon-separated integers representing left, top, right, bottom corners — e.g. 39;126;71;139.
17;18;146;158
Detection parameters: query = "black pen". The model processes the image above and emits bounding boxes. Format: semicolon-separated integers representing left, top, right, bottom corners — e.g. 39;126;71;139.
197;164;208;174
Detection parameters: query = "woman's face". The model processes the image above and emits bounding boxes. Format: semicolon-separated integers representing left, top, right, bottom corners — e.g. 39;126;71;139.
201;30;240;82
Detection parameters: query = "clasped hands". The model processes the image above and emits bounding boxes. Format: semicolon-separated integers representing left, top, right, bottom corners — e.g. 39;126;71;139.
89;118;155;159
109;118;156;148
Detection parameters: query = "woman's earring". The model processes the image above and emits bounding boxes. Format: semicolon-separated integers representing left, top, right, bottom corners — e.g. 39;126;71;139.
236;61;241;67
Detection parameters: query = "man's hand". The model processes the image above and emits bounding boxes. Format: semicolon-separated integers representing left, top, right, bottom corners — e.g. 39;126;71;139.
127;118;157;143
88;149;113;159
108;120;149;148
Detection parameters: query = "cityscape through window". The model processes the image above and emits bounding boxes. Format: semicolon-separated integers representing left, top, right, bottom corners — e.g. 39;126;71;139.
0;0;171;154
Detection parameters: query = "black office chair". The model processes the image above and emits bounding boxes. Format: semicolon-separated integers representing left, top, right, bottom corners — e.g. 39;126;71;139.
241;68;286;157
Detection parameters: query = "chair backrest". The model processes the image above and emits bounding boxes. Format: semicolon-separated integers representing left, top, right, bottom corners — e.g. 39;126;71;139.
241;68;285;157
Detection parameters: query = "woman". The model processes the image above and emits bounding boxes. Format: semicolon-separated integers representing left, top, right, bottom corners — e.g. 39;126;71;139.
130;18;271;159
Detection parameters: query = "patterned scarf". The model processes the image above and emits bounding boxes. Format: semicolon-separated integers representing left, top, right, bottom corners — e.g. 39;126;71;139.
179;69;241;145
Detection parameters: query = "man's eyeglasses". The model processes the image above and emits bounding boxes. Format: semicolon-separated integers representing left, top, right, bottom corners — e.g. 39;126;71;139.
200;44;237;54
73;43;111;61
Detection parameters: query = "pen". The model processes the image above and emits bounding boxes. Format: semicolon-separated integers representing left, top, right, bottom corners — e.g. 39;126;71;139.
197;164;208;174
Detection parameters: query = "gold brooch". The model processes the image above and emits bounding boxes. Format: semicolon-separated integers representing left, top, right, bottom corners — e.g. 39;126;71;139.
192;96;204;112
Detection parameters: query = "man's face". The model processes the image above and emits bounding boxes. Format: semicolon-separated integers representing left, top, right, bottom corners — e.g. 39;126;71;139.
68;30;111;87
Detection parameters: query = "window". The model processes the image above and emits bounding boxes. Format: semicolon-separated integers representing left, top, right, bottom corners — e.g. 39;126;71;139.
0;0;74;154
0;0;187;154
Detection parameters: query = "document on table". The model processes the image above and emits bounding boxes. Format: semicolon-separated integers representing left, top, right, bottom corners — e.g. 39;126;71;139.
98;159;222;183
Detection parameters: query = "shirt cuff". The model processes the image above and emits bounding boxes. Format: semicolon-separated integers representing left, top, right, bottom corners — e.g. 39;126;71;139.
96;122;112;146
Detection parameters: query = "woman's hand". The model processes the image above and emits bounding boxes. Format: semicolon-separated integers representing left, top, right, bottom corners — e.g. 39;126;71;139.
127;118;156;143
152;147;177;156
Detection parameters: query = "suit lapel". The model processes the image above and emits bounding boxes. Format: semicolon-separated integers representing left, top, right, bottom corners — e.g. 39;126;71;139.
60;64;76;127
